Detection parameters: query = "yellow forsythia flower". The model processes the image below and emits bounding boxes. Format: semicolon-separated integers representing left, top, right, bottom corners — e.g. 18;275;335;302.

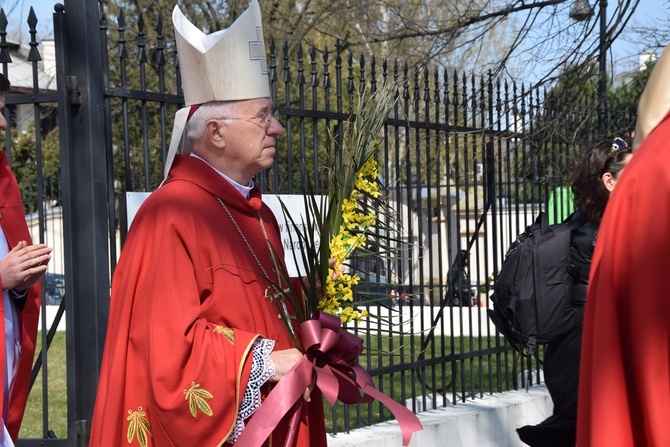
320;157;381;323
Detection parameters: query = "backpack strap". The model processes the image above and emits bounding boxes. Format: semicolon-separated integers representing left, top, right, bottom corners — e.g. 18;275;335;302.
534;211;556;242
535;211;551;234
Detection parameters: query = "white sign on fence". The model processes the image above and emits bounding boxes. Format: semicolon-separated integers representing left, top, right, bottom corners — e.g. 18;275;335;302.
263;194;324;277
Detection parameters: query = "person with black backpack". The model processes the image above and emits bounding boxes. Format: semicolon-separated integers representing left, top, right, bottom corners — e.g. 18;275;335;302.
516;137;633;447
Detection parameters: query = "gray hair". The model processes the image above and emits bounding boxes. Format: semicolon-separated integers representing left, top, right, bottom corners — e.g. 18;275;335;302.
186;101;238;141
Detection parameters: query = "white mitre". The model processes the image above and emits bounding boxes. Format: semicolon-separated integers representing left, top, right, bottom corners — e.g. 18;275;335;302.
164;0;270;179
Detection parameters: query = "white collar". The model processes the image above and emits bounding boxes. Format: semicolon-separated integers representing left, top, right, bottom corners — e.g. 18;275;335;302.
189;153;254;199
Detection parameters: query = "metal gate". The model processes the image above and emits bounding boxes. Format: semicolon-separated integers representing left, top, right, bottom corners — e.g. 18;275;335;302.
4;1;116;445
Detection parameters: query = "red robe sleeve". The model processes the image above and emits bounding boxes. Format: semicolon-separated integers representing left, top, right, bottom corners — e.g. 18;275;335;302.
577;114;670;446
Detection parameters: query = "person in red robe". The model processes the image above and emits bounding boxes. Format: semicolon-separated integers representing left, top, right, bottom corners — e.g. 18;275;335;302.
577;44;670;446
0;73;52;445
89;2;327;446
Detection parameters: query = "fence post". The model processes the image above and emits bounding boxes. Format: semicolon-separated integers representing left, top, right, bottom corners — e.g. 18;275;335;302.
56;1;110;442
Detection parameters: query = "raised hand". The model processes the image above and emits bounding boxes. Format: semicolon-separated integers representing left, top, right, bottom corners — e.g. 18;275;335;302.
0;241;52;292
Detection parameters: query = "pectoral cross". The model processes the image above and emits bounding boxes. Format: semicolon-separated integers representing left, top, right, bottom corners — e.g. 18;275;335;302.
264;286;297;323
264;286;291;302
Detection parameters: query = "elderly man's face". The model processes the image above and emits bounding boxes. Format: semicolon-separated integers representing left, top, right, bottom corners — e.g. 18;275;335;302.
216;97;283;184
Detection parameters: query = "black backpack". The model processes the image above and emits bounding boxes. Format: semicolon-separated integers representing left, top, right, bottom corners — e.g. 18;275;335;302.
488;212;581;356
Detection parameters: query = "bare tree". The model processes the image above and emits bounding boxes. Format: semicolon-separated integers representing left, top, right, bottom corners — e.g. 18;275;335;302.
105;0;648;89
258;0;645;92
620;0;669;57
1;0;23;19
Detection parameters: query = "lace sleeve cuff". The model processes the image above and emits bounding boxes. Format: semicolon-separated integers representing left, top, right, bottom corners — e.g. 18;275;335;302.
226;337;276;444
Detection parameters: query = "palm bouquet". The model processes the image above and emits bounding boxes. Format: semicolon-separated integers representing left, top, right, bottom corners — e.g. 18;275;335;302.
278;82;400;332
235;82;422;447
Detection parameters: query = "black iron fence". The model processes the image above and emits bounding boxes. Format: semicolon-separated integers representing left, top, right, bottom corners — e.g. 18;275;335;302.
0;1;638;444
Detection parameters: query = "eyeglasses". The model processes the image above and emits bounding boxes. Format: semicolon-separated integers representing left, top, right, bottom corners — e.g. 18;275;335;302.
610;137;628;153
221;109;279;129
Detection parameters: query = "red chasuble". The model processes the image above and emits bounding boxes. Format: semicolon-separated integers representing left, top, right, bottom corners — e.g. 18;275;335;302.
0;151;41;441
90;155;326;446
577;114;670;446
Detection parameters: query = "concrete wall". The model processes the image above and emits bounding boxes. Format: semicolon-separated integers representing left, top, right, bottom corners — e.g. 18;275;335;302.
352;305;497;337
327;385;552;447
38;305;66;331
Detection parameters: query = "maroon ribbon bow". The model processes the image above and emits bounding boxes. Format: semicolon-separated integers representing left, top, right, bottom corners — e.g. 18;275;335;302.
235;311;423;447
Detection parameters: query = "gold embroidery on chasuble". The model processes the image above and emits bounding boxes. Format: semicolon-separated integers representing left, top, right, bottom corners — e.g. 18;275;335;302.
213;325;235;344
126;407;153;447
184;382;214;417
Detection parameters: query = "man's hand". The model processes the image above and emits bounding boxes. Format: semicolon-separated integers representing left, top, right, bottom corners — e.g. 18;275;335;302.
0;241;52;291
269;348;313;402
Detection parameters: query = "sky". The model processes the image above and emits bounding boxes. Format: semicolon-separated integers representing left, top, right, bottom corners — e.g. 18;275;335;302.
2;0;669;77
610;0;666;70
4;0;58;42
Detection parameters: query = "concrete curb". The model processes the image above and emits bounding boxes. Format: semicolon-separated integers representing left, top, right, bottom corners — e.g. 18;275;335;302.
327;384;552;447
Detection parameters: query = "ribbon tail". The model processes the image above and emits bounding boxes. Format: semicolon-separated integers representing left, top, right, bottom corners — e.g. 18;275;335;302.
362;385;423;446
284;399;303;447
234;357;313;447
314;365;340;407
